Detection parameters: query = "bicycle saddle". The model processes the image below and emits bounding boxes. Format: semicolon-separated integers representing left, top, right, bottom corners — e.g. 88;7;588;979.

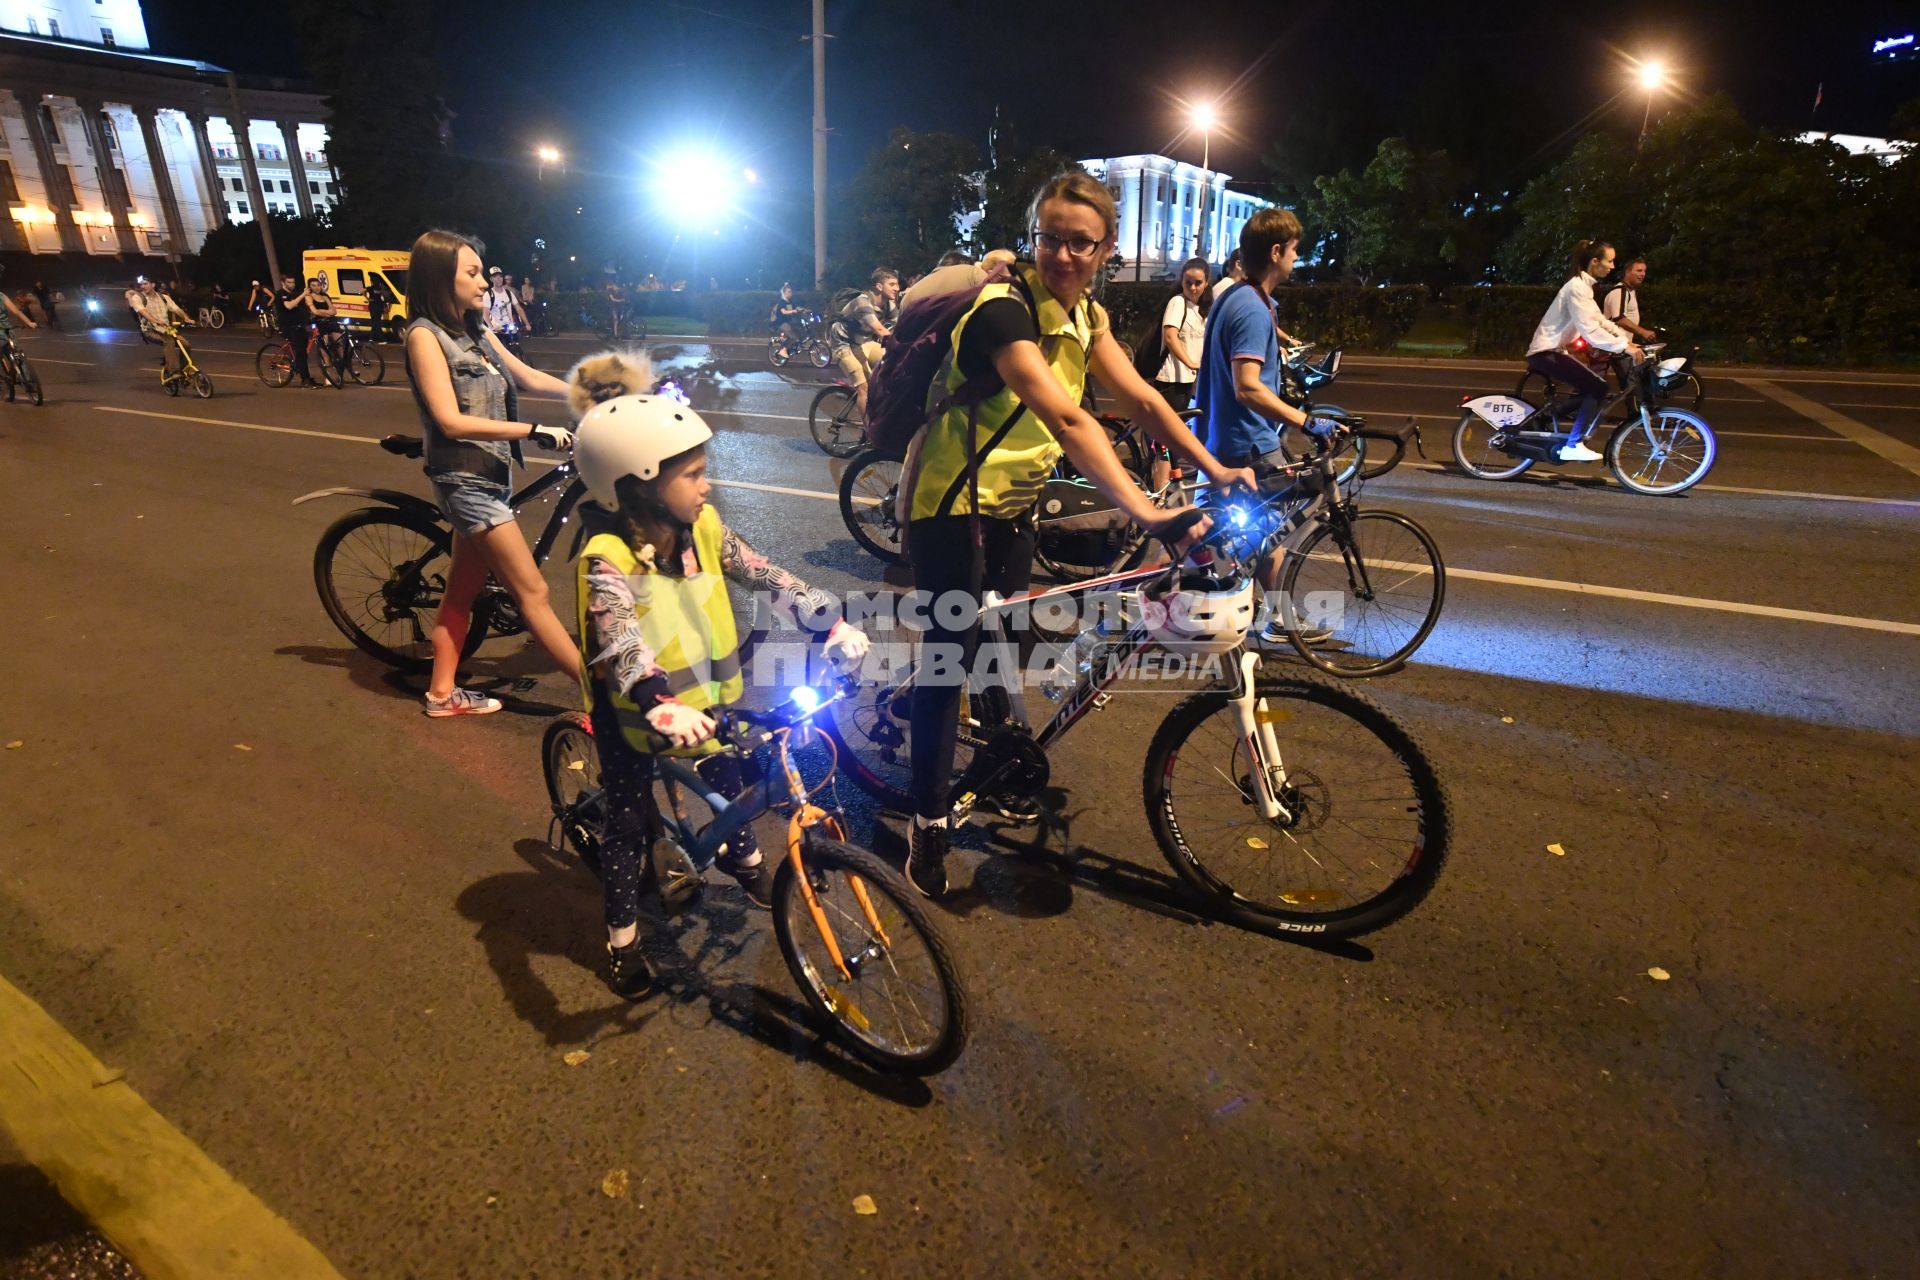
379;434;424;458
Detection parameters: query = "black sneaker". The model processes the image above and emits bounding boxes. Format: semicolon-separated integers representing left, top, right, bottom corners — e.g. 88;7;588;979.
906;821;950;899
604;939;655;1001
717;853;775;910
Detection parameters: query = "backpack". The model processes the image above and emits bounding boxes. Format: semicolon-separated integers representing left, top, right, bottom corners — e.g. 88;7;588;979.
1132;293;1192;383
863;260;1022;457
827;288;864;338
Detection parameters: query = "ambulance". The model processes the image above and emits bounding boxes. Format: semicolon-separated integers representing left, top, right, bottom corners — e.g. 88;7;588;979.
300;248;409;332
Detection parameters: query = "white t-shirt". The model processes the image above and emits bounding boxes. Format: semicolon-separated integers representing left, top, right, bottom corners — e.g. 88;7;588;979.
1211;276;1238;303
1157;293;1205;384
1602;284;1639;328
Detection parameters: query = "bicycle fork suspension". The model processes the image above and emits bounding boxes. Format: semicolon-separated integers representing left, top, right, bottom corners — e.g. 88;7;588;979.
1229;650;1293;823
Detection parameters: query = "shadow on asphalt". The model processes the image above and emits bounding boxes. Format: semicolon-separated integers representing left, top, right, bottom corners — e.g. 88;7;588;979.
274;643;571;718
0;1162;142;1278
454;838;931;1106
873;806;1373;962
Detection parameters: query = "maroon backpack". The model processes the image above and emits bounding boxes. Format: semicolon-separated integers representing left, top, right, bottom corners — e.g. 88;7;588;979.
863;261;1033;456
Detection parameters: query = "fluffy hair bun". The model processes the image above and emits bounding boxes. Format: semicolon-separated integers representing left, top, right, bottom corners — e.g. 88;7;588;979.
567;350;655;420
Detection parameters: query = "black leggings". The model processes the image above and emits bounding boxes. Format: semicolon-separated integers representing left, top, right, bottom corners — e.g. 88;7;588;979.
588;699;754;932
907;513;1036;821
1526;350;1609;441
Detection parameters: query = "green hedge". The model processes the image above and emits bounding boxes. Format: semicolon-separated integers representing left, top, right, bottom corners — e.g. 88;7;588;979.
1101;283;1429;353
555;289;830;336
1449;284;1920;366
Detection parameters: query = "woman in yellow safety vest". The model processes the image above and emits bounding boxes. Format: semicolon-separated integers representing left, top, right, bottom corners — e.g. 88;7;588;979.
901;170;1255;899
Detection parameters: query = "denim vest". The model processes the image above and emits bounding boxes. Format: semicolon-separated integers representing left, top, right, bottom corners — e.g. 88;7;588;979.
407;318;523;482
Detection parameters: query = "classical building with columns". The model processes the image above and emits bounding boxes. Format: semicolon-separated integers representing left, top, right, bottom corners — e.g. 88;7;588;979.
1079;155;1273;282
0;1;332;262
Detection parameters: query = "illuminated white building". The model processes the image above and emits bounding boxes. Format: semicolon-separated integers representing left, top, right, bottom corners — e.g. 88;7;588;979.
0;0;332;259
1081;154;1273;282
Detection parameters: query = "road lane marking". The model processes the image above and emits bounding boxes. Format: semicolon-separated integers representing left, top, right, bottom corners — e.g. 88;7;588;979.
1742;379;1920;479
1389;460;1919;506
1829;401;1920;412
0;975;344;1278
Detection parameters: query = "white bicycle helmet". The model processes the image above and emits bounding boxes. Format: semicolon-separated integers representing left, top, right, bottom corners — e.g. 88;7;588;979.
572;394;714;506
1145;573;1255;655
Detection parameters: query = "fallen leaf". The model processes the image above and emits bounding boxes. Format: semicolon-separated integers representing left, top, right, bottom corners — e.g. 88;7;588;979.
484;1195;498;1207
563;1050;590;1067
5;741;21;750
233;744;253;752
601;1169;630;1199
1546;843;1566;856
852;1194;878;1216
136;515;145;520
675;1065;687;1074
1647;967;1671;982
1500;716;1515;724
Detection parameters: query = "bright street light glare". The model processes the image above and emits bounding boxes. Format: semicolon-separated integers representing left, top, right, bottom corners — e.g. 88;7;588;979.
1637;61;1666;91
742;167;759;184
653;150;739;225
1191;101;1218;131
536;145;562;164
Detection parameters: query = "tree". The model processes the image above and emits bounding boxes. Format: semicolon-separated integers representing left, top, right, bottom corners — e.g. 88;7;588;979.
194;212;329;285
1493;131;1638;283
832;129;981;282
1306;139;1469;284
975;123;1083;258
1891;98;1920;143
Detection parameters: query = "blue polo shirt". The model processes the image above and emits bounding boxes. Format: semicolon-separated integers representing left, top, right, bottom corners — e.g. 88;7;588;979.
1194;280;1283;460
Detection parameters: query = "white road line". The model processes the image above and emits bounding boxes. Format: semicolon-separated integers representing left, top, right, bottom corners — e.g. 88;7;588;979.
1741;379;1920;480
1342;373;1764;403
1829;401;1920;412
77;404;1920;630
15;355;93;366
1393;460;1920;507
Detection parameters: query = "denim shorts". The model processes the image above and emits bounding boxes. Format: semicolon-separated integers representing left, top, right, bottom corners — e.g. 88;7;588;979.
430;472;516;536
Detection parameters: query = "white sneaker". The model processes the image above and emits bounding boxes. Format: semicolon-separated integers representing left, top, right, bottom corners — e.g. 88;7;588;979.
1554;441;1603;463
1258;618;1334;647
423;687;502;717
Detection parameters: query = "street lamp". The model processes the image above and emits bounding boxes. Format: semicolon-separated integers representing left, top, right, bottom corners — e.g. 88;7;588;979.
536;144;562;181
1635;61;1667;146
1191;101;1217;260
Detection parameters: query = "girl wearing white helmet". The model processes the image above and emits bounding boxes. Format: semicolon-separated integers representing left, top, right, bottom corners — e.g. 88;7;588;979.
568;367;871;999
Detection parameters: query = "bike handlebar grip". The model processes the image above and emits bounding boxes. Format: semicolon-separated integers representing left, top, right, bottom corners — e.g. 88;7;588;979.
1151;508;1208;546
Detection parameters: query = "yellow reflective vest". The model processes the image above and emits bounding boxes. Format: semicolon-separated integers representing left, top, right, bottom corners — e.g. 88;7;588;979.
908;265;1105;522
575;508;743;757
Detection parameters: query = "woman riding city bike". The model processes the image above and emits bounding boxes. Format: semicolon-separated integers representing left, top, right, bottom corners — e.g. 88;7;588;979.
897;170;1256;899
1524;239;1644;464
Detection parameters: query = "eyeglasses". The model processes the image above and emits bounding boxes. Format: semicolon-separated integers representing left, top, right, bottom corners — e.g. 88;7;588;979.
1032;229;1103;259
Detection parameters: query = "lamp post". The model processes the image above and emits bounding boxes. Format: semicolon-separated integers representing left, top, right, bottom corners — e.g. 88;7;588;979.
1191;101;1216;261
536;144;562;182
1636;61;1666;149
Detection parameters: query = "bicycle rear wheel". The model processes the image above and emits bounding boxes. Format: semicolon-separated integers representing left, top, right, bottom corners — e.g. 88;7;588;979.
313;506;489;670
15;354;43;405
772;837;968;1074
1278;509;1444;677
839;450;908;566
541;712;605;876
768;335;792;367
349;341;386;385
1143;672;1450;938
1451;411;1534;481
256;341;294;387
810;385;866;458
1605;409;1716;495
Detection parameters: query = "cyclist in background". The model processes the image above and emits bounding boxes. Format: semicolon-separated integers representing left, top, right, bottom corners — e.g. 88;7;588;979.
829;268;898;415
2;282;38;334
246;279;273;323
604;275;632;339
308;278;346;375
1525;239;1642;464
1601;256;1656;343
276;273;318;388
124;278;192;379
769;282;805;360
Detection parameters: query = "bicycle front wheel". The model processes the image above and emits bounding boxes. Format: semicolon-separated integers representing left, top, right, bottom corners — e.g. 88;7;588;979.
839;450;908;566
808;339;832;369
16;355;44;405
349;342;386;385
1606;409;1716;495
541;712;605;877
772;837;968;1074
313;506;488;670
317;348;343;389
208;309;227;330
1143;672;1450;938
810;385;866;458
1278;509;1444;677
191;370;214;399
256;342;293;387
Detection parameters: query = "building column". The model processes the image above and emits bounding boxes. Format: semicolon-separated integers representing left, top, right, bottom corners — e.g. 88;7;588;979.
133;107;189;260
183;111;228;229
72;96;140;254
13;88;84;252
227;111;273;232
277;120;314;220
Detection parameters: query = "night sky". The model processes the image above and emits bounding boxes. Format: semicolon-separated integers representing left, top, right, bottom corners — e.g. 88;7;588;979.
146;0;1919;197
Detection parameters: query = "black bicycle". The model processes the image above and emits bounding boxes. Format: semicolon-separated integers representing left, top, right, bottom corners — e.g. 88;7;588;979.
543;676;968;1074
296;436;768;670
769;311;832;369
0;329;44;405
821;503;1451;939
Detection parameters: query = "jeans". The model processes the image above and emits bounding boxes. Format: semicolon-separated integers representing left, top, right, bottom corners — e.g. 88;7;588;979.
906;513;1037;821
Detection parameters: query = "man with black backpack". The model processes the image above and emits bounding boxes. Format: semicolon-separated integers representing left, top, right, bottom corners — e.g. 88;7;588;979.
829;267;898;413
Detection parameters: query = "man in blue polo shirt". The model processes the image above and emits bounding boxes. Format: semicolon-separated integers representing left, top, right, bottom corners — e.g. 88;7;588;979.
1195;206;1338;645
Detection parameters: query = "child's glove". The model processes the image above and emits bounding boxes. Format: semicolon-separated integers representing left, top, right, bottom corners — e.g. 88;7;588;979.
822;620;871;672
646;698;715;749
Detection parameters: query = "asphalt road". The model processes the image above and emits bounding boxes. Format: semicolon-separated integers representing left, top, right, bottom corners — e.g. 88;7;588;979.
2;322;1916;1279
